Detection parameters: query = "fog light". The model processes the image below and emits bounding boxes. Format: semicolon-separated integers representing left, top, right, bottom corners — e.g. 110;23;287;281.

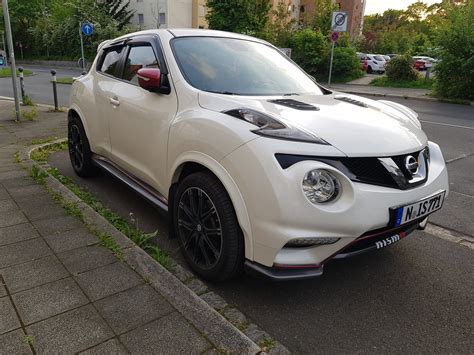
285;237;340;248
302;169;341;203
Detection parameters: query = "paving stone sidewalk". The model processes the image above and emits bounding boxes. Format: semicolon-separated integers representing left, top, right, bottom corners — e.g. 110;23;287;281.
0;101;260;354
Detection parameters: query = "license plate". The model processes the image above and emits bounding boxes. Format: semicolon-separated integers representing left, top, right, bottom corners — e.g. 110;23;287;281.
392;191;445;227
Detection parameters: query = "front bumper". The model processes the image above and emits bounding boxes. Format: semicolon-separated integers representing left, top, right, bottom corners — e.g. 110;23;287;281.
245;219;421;281
221;139;449;275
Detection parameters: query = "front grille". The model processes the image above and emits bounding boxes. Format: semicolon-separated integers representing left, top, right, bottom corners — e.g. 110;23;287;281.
275;148;429;190
339;157;395;186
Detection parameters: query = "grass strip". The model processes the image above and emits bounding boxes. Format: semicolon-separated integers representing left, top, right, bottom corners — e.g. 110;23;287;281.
46;166;172;269
370;76;434;89
0;67;34;77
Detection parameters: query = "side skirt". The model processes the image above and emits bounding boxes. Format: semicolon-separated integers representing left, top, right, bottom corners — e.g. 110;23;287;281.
91;154;169;212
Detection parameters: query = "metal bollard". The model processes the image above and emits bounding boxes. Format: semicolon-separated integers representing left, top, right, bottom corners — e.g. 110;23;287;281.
18;66;25;99
51;69;58;111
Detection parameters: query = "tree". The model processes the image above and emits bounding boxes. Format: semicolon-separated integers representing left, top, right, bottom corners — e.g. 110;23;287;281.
96;0;134;30
206;0;271;34
264;0;295;47
313;0;337;34
434;1;473;100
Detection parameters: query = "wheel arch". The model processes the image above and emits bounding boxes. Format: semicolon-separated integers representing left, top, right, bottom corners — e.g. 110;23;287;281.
168;153;253;260
68;105;91;139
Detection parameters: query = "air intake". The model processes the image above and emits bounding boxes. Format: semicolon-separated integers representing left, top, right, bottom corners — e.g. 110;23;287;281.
334;96;368;108
268;99;319;111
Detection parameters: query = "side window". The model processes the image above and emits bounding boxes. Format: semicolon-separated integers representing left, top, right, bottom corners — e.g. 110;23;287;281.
122;45;160;84
99;47;124;77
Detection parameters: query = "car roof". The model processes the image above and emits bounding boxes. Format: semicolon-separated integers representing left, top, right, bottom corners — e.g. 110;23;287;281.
112;28;266;44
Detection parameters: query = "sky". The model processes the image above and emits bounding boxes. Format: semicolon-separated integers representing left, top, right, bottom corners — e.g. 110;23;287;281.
364;0;441;15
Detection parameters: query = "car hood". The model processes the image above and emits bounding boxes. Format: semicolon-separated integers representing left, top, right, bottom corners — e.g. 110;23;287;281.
198;91;427;157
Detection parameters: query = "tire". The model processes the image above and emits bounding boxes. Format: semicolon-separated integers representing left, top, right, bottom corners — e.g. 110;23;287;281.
367;66;373;74
173;172;244;281
68;115;98;177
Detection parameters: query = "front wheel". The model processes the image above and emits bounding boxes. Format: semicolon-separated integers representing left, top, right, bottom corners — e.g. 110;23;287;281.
173;172;244;281
367;66;373;74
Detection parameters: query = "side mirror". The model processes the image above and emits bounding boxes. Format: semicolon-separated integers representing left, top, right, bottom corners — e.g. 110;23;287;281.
137;68;161;92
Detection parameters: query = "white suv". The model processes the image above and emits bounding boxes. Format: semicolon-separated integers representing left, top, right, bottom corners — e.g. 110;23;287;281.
68;30;448;281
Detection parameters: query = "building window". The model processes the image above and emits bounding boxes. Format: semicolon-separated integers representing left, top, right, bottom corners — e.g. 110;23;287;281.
300;5;305;13
159;12;166;24
138;13;144;25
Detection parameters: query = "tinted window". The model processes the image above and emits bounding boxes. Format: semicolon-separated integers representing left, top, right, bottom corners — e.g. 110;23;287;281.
100;47;124;77
172;37;323;96
123;45;159;84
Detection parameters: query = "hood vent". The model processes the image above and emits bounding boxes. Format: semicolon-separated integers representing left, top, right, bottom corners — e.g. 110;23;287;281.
334;96;368;108
268;99;320;111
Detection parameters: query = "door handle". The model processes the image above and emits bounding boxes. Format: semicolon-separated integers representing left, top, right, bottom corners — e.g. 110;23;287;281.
109;97;120;107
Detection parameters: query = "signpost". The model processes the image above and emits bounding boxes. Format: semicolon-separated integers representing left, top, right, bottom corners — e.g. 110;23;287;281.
2;0;21;121
328;11;348;87
79;22;93;71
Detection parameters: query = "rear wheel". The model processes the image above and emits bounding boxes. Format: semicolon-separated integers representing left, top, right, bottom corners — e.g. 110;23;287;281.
173;172;244;281
68;116;98;177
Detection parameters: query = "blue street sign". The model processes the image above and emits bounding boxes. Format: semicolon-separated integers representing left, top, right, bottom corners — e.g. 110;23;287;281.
81;23;94;36
0;57;4;66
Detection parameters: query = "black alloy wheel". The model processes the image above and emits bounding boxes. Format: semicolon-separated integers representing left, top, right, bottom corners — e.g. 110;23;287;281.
177;187;223;270
67;115;98;177
174;172;244;281
69;123;84;172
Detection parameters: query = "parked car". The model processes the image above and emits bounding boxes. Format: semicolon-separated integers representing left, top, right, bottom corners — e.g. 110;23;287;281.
413;58;428;70
366;54;386;74
386;54;399;59
356;52;368;72
413;56;439;64
69;29;449;281
382;55;391;62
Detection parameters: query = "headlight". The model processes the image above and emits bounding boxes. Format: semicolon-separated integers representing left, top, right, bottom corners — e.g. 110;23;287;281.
224;108;328;145
302;169;341;203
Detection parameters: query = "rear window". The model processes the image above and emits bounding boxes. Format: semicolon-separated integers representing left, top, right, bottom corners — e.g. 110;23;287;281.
99;47;124;77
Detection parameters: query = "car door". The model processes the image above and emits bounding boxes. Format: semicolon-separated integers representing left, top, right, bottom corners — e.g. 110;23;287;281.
91;45;127;157
107;36;178;194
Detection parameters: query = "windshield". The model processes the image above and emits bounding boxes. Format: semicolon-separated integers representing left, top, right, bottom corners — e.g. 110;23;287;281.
171;37;323;96
374;55;384;61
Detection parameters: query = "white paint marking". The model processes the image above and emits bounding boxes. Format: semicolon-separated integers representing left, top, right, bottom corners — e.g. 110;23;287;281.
420;120;474;130
445;154;469;163
425;223;474;250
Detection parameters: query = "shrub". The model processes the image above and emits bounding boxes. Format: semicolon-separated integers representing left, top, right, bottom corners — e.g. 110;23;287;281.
290;29;328;79
290;29;362;83
329;46;364;82
434;2;474;100
385;55;419;82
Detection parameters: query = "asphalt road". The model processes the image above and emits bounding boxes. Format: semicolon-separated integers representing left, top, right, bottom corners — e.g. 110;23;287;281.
48;97;474;353
0;65;77;106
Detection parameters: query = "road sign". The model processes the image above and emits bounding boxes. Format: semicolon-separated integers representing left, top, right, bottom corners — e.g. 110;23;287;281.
331;11;348;32
331;32;339;42
81;23;94;36
0;57;4;66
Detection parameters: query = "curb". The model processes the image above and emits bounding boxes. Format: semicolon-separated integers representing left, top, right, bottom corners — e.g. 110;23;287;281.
20;141;265;354
332;89;474;106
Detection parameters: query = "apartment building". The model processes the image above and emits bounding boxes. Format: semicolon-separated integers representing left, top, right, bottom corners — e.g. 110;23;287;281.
299;0;366;38
126;0;365;38
126;0;193;29
335;0;366;38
